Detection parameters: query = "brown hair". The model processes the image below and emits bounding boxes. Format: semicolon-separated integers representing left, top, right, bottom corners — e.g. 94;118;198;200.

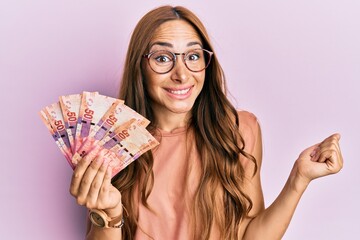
113;5;257;239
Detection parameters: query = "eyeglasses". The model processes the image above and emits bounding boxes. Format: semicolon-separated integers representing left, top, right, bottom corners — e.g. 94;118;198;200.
143;49;213;74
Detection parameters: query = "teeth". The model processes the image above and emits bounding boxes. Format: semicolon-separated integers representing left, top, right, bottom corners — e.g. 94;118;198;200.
168;88;190;95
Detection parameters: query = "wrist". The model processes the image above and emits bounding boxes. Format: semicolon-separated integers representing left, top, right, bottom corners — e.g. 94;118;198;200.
289;163;310;194
103;202;123;218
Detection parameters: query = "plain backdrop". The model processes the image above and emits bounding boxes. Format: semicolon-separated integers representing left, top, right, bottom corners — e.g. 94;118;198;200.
1;0;359;239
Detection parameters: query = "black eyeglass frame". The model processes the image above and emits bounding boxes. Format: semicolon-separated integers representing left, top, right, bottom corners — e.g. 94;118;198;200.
142;48;214;74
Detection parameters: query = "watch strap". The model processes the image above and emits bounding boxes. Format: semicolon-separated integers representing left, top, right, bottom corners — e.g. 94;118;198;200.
110;216;125;228
89;209;124;229
108;211;124;228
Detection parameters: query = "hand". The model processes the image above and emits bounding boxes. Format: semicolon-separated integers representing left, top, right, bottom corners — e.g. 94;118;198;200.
293;133;344;187
69;146;122;217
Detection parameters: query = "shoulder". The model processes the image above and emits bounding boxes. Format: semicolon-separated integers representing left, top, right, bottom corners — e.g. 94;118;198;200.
237;110;261;151
237;110;258;130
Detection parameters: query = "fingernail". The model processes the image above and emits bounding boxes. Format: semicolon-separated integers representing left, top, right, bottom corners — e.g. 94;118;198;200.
103;156;111;166
95;156;103;164
310;149;317;157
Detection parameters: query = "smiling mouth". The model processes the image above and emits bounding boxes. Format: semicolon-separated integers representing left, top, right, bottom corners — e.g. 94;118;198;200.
166;87;192;95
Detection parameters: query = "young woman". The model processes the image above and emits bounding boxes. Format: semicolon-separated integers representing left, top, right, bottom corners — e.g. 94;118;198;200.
69;5;343;240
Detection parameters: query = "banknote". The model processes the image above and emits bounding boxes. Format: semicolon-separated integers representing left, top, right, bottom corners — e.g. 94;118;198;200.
42;102;72;153
105;102;150;134
90;101;146;141
74;91;97;153
101;119;159;174
40;91;158;176
75;92;121;155
40;106;74;168
112;120;159;160
71;116;135;166
70;100;124;165
39;110;74;168
59;93;82;153
99;118;137;148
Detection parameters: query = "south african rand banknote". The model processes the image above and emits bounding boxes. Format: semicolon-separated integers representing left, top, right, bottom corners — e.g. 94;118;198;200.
40;92;159;176
76;119;159;177
71;96;150;165
59;93;82;153
72;117;159;177
74;91;123;156
105;119;159;175
39;104;74;168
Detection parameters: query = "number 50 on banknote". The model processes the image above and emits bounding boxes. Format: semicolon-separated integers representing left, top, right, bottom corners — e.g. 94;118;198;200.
39;91;159;177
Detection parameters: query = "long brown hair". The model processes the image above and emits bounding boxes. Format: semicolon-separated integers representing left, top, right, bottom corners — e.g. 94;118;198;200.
113;5;257;239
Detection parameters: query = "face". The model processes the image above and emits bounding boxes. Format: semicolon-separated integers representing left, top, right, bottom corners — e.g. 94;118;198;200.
143;20;206;121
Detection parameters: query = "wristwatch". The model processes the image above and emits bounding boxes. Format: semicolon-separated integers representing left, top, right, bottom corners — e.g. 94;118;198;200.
89;209;124;228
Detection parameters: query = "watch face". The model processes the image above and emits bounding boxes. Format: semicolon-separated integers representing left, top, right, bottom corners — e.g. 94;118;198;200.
89;212;105;227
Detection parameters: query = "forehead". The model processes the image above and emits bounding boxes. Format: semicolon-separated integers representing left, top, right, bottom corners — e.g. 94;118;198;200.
150;20;202;48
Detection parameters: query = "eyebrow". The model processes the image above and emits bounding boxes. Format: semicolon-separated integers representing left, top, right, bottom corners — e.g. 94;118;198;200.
150;41;203;49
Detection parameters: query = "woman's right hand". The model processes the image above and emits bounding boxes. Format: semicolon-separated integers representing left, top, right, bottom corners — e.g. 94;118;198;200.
69;146;123;218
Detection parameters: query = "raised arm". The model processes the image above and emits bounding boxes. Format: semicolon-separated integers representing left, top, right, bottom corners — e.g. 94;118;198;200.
242;126;343;240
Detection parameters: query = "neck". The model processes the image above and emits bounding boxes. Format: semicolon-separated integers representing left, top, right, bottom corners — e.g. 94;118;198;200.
153;111;191;132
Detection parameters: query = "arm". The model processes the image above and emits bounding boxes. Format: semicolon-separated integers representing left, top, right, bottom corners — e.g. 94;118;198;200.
241;122;343;240
86;221;122;240
69;148;124;240
243;162;307;240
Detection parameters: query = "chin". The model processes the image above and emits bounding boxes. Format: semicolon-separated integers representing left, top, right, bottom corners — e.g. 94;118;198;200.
170;108;192;114
169;105;194;115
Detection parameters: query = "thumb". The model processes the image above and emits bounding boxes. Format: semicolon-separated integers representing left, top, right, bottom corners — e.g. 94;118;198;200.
300;143;320;159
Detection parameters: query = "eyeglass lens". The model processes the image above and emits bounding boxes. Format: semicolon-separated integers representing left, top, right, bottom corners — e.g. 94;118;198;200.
148;49;211;73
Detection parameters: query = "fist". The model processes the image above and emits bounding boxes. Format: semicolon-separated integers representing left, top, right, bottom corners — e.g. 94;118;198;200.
295;133;343;184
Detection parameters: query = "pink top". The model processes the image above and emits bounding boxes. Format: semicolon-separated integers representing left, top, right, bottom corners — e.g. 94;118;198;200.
134;111;259;240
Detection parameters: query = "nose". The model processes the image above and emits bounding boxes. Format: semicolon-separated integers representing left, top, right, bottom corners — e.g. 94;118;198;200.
170;54;190;83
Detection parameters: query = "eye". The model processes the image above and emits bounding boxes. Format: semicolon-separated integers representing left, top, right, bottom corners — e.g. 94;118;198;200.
186;52;201;61
151;51;174;64
154;55;172;63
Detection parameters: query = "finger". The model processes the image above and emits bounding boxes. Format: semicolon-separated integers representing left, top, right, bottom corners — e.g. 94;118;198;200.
330;133;341;141
321;133;341;146
86;155;111;209
76;151;106;205
310;146;320;159
82;145;102;162
317;149;343;173
313;138;341;162
69;146;101;197
102;163;114;193
70;157;92;197
311;133;341;161
307;144;322;161
97;164;115;209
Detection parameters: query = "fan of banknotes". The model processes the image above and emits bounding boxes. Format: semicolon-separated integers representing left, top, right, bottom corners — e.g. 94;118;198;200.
39;91;159;177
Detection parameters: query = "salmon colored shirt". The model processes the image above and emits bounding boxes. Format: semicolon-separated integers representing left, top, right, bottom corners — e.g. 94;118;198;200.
134;111;259;240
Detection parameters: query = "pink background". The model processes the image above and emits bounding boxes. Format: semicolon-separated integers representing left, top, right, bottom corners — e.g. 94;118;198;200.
1;0;359;239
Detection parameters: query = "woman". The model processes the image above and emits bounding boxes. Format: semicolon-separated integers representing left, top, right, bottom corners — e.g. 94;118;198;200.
70;5;343;240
